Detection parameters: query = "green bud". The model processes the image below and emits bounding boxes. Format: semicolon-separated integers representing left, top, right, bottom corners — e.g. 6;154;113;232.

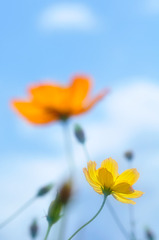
47;195;63;227
37;183;53;197
59;181;72;205
145;228;155;240
30;219;38;239
74;124;85;144
124;151;133;161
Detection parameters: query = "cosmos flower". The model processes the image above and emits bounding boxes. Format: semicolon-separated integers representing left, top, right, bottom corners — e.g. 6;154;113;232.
83;158;144;204
11;75;108;124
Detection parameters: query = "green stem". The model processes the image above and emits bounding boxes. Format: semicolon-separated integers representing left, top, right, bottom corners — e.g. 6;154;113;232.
44;225;51;240
62;121;75;177
68;195;107;240
57;207;67;240
129;205;136;240
82;143;129;240
107;200;129;239
83;144;91;162
128;162;136;240
0;196;36;229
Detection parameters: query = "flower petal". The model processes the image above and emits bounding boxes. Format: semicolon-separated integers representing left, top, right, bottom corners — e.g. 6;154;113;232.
87;161;99;183
70;76;92;108
114;168;140;186
111;182;134;194
112;193;136;205
29;83;70;113
97;168;114;189
83;168;103;194
11;100;58;124
73;89;109;115
118;190;144;199
101;158;119;180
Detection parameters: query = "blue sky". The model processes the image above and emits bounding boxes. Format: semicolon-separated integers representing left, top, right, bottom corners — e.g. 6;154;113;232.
1;0;159;239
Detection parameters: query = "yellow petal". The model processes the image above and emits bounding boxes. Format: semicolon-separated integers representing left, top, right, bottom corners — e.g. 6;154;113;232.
11;100;59;124
119;190;144;199
97;168;114;189
112;193;136;205
111;182;134;194
87;161;99;183
83;168;103;194
101;157;119;180
114;168;140;186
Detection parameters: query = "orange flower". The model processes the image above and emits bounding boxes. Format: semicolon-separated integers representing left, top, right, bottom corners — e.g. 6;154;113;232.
11;75;108;124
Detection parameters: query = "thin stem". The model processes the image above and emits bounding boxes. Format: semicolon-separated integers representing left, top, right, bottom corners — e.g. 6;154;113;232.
83;144;91;162
57;206;67;240
82;143;129;239
62;121;75;177
68;195;107;240
44;225;51;240
107;199;129;240
0;196;36;229
60;121;75;240
129;205;136;240
127;162;136;240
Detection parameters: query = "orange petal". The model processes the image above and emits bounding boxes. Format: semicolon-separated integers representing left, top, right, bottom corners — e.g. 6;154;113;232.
112;193;136;205
101;158;119;181
73;89;109;115
111;182;134;194
11;100;59;124
29;83;70;114
114;168;140;186
69;75;92;109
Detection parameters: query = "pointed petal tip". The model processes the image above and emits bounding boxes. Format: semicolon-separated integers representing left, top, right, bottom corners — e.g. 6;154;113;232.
87;160;95;167
10;99;24;110
97;88;110;100
112;193;136;205
83;168;87;173
138;191;145;197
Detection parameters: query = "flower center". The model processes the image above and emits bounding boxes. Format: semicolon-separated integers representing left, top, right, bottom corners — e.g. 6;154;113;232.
101;187;112;196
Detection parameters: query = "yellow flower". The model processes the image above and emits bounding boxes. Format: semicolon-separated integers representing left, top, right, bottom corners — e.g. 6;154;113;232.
83;158;144;204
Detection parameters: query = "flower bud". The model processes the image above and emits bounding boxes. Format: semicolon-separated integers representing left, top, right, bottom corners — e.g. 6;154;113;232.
59;181;72;205
30;219;38;239
74;124;85;144
47;195;62;227
37;183;53;197
145;228;155;240
124;151;133;161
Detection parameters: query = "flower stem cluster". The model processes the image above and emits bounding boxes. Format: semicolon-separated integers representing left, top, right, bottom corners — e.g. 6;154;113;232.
45;181;72;239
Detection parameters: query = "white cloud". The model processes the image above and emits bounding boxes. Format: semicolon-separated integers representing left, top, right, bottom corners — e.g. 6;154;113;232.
143;0;159;14
107;79;159;129
85;79;159;157
38;3;98;32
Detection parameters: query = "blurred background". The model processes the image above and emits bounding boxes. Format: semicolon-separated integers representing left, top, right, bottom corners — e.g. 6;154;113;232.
0;0;159;239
